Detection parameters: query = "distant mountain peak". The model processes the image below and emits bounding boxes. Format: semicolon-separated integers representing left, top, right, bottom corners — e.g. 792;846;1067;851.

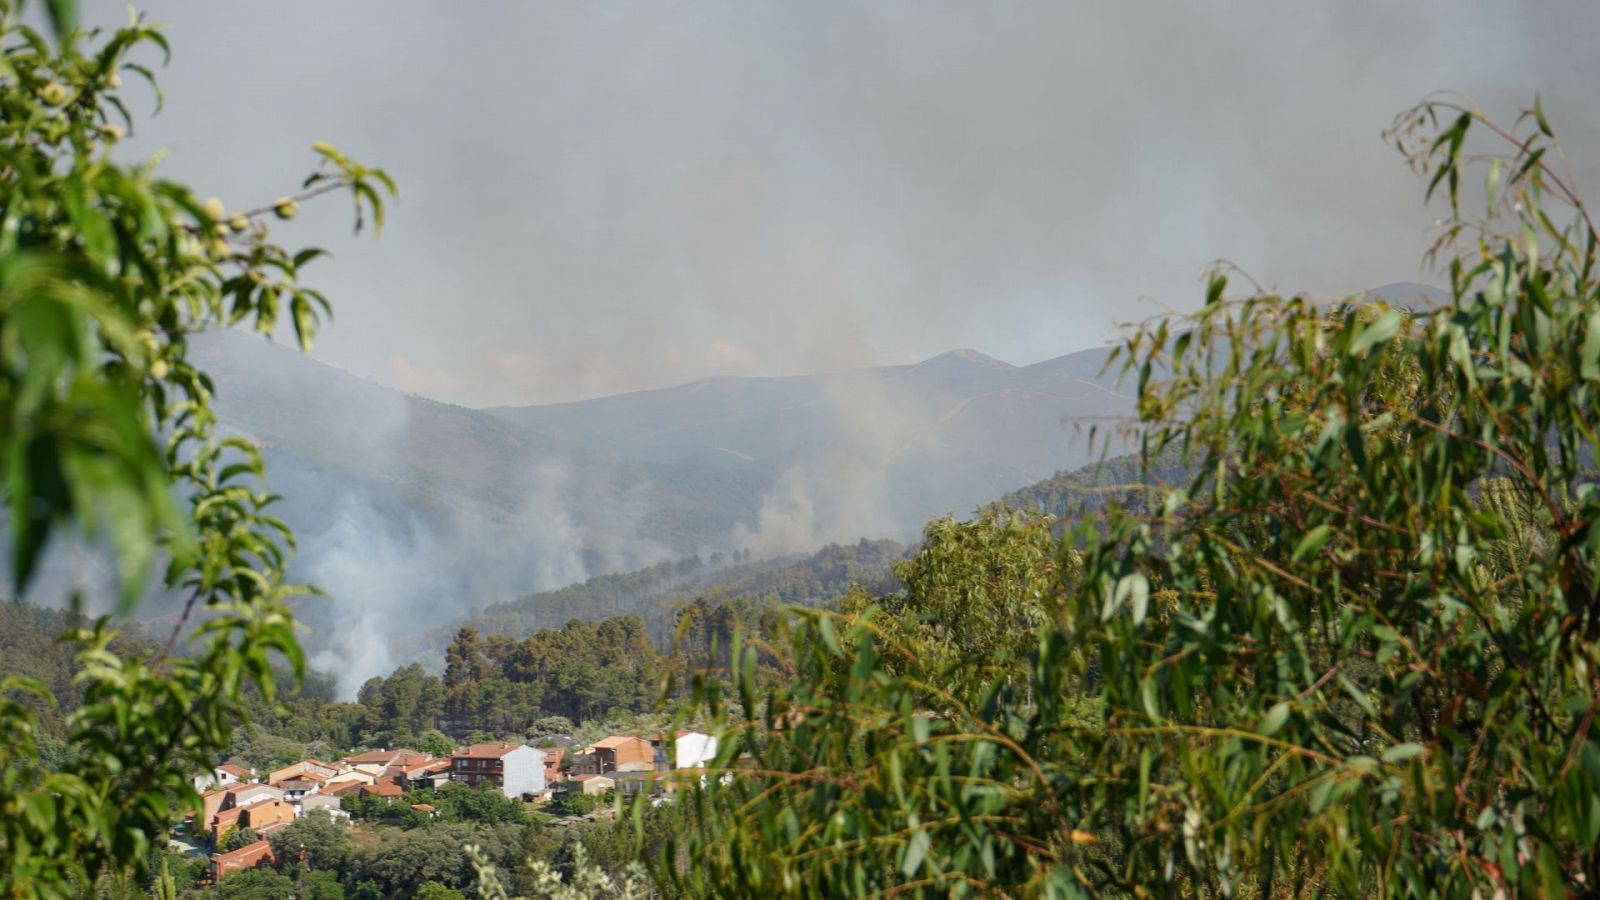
1363;282;1451;309
920;348;1015;370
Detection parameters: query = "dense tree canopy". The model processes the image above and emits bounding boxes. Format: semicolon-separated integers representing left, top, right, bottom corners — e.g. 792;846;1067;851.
849;511;1071;696
268;809;350;874
654;97;1600;897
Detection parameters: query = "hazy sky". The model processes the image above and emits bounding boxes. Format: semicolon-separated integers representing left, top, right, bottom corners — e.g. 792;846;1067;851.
104;1;1600;407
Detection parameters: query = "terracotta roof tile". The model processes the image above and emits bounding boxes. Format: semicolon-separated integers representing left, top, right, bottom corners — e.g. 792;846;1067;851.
453;742;523;759
211;838;274;867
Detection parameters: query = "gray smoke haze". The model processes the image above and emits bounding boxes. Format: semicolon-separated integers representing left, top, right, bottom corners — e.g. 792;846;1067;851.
730;375;922;556
97;0;1600;407
168;331;695;697
42;1;1600;695
289;449;679;698
297;460;638;698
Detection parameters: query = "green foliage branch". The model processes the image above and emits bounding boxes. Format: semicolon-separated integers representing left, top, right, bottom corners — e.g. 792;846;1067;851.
0;3;392;893
649;94;1600;898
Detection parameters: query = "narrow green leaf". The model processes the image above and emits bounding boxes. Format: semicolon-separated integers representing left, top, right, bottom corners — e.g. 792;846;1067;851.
1259;701;1291;737
1381;743;1425;764
1291;524;1331;563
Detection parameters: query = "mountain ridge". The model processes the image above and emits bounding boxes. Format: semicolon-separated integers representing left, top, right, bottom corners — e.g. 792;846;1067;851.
185;281;1445;692
184;330;1125;694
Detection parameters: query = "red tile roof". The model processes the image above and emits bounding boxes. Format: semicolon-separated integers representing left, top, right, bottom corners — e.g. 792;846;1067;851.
362;781;404;798
453;742;523;759
217;763;253;779
399;758;451;778
211;839;275;878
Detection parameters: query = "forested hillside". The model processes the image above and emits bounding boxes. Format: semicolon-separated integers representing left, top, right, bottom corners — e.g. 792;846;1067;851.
0;605;158;739
993;444;1188;519
178;327;1126;696
426;538;904;651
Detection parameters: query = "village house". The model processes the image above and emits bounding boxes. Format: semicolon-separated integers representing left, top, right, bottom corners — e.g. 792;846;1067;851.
647;729;721;791
650;729;718;770
360;776;406;801
269;771;328;802
570;736;653;776
266;759;342;785
209;798;294;848
395;757;454;789
324;780;365;801
341;751;395;780
324;768;376;791
209;806;246;845
244;799;296;835
340;748;399;769
613;769;660;797
210;839;275;882
563;773;614;797
450;742;544;798
341;748;436;780
199;788;231;830
672;730;718;769
199;784;286;846
224;783;285;810
193;763;254;793
540;747;565;784
295;793;349;821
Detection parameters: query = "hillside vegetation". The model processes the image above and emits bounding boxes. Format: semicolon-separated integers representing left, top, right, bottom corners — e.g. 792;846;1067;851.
428;539;904;648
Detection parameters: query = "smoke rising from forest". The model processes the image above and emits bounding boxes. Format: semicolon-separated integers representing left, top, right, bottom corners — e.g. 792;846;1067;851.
44;0;1600;698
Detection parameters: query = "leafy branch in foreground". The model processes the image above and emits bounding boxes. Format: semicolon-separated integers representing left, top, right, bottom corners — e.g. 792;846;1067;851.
0;2;393;894
651;94;1600;898
468;842;656;900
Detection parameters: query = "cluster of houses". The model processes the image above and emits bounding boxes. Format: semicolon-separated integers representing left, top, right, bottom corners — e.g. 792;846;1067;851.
561;729;720;801
195;749;451;880
199;730;720;881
